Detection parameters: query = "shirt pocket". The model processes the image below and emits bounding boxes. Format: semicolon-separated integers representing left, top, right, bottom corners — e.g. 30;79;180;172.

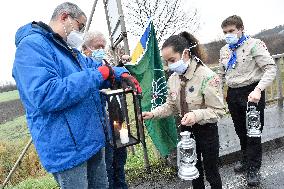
185;91;203;109
236;52;253;74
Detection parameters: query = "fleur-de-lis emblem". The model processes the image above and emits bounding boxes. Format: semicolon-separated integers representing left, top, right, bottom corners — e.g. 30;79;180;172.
151;69;168;111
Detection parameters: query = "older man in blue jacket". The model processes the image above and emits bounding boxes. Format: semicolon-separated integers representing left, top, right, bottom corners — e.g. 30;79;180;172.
12;2;141;189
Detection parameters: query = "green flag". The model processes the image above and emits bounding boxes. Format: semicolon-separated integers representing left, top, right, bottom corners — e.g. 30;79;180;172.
126;21;178;157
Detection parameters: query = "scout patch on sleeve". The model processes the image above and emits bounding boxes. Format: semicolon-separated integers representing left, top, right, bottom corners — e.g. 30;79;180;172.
201;74;214;94
209;75;221;87
258;40;268;50
252;40;268;56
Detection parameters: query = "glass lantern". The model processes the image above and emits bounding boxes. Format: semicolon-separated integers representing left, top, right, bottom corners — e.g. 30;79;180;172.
177;131;199;180
246;102;262;137
100;88;143;149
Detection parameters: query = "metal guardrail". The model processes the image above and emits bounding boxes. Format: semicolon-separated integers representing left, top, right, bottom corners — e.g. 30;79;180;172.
268;53;284;107
210;53;284;108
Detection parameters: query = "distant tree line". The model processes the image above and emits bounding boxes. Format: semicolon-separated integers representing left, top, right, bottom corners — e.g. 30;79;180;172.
204;25;284;65
0;82;16;93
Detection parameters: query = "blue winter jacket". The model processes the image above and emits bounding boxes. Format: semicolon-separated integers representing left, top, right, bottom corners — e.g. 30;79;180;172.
12;21;128;173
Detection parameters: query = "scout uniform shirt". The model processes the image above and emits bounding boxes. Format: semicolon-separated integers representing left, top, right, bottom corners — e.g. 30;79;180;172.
218;37;276;91
151;58;226;126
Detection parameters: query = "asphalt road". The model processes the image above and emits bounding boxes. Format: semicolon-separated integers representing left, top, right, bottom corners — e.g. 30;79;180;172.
220;145;284;189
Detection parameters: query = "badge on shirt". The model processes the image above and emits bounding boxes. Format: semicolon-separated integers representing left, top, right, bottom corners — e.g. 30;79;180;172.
209;75;221;87
188;86;194;93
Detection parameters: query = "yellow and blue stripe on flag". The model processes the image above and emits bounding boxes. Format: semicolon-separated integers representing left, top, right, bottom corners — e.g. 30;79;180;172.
130;22;151;64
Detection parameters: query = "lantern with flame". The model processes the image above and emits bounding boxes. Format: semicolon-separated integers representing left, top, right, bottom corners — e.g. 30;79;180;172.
100;88;143;148
177;131;199;180
246;102;262;137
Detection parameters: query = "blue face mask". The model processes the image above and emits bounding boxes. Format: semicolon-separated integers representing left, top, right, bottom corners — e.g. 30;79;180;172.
168;60;188;75
225;33;239;45
91;49;106;61
168;50;189;75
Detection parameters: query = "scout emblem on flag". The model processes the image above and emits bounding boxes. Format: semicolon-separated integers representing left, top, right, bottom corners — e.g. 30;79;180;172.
151;69;167;111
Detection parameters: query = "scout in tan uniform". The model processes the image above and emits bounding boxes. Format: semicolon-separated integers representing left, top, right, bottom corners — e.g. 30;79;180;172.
218;15;276;187
143;31;225;189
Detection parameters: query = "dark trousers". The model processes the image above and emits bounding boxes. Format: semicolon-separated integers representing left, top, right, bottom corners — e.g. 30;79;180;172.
182;123;222;189
105;143;128;189
227;82;265;171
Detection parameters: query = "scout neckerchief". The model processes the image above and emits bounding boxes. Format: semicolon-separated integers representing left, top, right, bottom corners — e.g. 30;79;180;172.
179;75;189;117
226;34;250;71
179;59;200;117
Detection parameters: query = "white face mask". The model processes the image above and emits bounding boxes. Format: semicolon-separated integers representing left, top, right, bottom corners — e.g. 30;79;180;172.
225;33;239;45
64;17;84;48
66;30;84;48
168;49;189;75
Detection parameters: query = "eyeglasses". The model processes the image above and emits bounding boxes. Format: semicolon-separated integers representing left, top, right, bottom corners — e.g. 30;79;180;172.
69;15;85;32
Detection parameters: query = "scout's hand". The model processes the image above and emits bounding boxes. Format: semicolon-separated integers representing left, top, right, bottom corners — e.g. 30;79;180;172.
121;73;142;95
248;88;261;103
142;112;154;120
181;112;196;126
121;55;131;63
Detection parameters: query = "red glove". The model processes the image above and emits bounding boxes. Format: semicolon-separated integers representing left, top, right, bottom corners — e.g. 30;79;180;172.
98;65;115;83
121;73;142;95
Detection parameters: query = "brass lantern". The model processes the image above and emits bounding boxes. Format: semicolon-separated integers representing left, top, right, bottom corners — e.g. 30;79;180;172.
177;131;199;180
100;88;143;148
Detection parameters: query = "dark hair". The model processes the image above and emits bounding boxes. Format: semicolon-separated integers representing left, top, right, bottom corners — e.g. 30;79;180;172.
221;15;244;29
161;31;207;62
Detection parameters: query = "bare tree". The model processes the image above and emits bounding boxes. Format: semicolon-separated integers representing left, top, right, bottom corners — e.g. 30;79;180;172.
122;0;200;47
106;44;126;66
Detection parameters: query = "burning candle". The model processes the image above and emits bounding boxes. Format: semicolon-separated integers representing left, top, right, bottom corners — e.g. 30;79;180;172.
119;128;129;144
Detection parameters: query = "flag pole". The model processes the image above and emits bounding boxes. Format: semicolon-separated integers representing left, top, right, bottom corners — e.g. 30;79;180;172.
138;98;150;173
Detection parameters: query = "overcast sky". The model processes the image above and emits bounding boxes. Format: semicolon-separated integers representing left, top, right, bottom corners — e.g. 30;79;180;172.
0;0;283;83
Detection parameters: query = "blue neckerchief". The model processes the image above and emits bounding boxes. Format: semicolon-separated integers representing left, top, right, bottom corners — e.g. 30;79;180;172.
226;35;250;71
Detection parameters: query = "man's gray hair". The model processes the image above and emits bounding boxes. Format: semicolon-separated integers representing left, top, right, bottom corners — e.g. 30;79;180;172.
51;2;86;20
83;31;107;47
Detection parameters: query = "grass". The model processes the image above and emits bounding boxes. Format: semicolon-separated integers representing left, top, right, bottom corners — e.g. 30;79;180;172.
5;175;58;189
0;116;47;188
0;116;29;142
0;90;19;103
